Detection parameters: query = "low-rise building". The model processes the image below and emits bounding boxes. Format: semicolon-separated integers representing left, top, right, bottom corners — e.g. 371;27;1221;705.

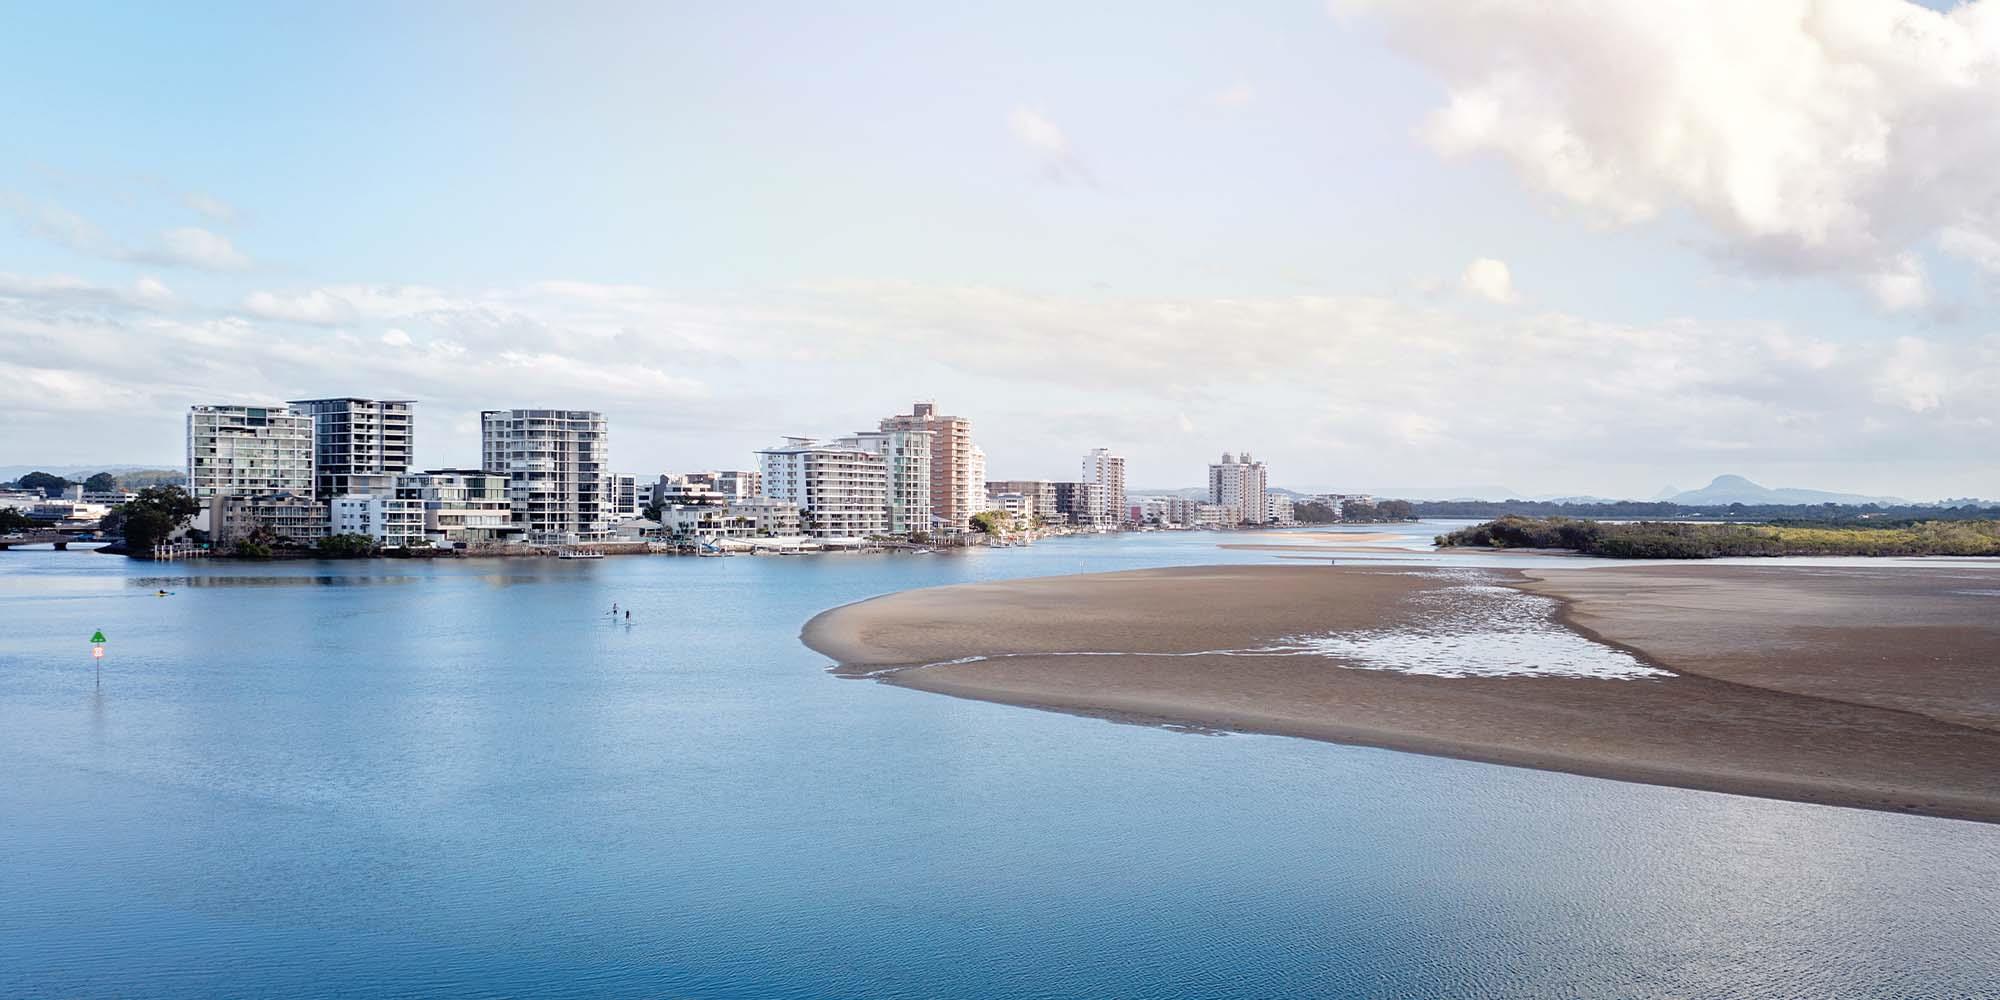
212;492;330;546
330;494;428;548
1193;502;1243;529
1138;495;1201;526
395;469;523;545
659;499;802;540
987;480;1058;523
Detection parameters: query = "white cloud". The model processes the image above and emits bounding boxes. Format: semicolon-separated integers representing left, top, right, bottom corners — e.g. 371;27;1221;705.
5;195;254;271
1203;81;1257;109
1008;107;1095;186
149;227;251;271
1346;0;2000;296
182;192;238;224
1864;253;1928;311
7;276;1999;492
1459;257;1518;303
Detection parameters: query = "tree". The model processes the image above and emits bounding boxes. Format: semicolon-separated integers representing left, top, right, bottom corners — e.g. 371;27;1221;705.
82;472;118;493
969;510;1010;534
0;508;32;533
105;486;201;553
16;471;71;497
1295;501;1339;524
316;533;380;558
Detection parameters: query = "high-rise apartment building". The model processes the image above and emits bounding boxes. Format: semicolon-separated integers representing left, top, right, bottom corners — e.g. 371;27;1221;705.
186;404;316;501
847;428;933;536
1053;481;1110;527
480;409;610;544
1208;451;1269;525
756;437;888;539
288;398;414;500
879;402;979;531
1081;447;1127;524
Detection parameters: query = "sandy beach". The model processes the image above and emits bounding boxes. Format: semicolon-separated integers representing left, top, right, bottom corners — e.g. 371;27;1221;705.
802;564;2000;823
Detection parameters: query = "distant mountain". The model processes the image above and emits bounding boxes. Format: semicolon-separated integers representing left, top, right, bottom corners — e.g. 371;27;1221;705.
1359;485;1529;501
1668;474;1905;506
0;463;169;480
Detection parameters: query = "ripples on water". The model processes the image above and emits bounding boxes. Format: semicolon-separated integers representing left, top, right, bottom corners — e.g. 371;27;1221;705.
2;532;1996;999
1280;569;1671;680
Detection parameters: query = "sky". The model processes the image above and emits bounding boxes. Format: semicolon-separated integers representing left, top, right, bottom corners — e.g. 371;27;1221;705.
3;0;1998;499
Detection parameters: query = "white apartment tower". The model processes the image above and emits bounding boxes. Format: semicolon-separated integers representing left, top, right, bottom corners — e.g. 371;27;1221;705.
879;402;979;531
480;409;610;544
1208;451;1269;525
288;398;415;500
756;437;889;539
186;404;316;501
847;428;933;536
1082;447;1127;524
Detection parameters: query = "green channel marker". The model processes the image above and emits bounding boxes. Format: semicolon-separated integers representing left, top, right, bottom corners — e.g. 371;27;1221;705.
91;630;107;643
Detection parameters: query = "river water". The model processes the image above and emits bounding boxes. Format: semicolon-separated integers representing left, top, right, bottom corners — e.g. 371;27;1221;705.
2;526;1995;998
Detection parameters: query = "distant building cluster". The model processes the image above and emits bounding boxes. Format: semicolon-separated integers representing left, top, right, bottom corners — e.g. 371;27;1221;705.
109;392;1373;553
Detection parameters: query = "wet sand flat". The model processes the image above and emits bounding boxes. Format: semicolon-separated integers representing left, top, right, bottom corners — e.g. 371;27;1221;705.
802;564;2000;823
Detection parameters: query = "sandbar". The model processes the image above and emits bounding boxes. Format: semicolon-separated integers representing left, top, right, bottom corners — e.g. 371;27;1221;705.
802;564;2000;823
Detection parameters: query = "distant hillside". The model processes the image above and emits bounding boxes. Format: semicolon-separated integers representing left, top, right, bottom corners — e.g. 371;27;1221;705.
0;463;171;481
1669;474;1904;506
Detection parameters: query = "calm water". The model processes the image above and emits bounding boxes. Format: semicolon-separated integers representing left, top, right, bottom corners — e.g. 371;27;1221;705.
3;527;1996;999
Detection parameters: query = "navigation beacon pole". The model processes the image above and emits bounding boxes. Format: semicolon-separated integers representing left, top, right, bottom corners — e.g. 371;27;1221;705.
90;630;106;687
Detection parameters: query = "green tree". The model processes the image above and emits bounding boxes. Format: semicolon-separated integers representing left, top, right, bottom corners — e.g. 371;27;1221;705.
16;471;71;496
969;510;1009;534
316;533;380;558
1294;501;1339;524
82;472;119;492
0;508;33;533
104;486;201;553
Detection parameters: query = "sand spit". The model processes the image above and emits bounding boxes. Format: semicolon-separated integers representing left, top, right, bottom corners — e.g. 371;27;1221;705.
802;564;2000;823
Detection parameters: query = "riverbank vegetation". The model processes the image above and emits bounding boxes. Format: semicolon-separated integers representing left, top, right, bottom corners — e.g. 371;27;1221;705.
1436;516;2000;559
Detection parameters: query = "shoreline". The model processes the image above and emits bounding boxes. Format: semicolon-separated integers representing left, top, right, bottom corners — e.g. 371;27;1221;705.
802;564;2000;824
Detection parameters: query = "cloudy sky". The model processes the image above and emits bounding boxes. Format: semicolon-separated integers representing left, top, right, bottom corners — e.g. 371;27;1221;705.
5;1;1999;498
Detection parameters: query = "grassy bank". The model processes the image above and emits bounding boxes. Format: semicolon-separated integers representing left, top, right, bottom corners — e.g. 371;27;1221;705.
1435;516;2000;558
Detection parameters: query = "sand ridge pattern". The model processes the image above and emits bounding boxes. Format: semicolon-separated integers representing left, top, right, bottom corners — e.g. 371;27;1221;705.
803;564;2000;823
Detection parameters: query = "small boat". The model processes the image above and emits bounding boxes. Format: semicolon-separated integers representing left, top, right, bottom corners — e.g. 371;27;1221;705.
556;548;604;560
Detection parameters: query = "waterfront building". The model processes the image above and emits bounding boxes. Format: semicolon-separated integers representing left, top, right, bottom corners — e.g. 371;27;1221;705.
1267;495;1297;526
989;491;1028;519
288;398;414;501
1053;481;1111;528
395;469;523;545
654;474;729;507
756;437;889;539
212;491;329;545
1208;451;1270;525
967;444;989;517
661;499;802;541
715;470;761;499
878;402;979;531
186;404;316;501
604;473;641;521
1194;502;1243;528
480;409;610;544
986;480;1058;523
1138;495;1200;526
1081;448;1127;524
330;494;428;548
847;428;933;536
